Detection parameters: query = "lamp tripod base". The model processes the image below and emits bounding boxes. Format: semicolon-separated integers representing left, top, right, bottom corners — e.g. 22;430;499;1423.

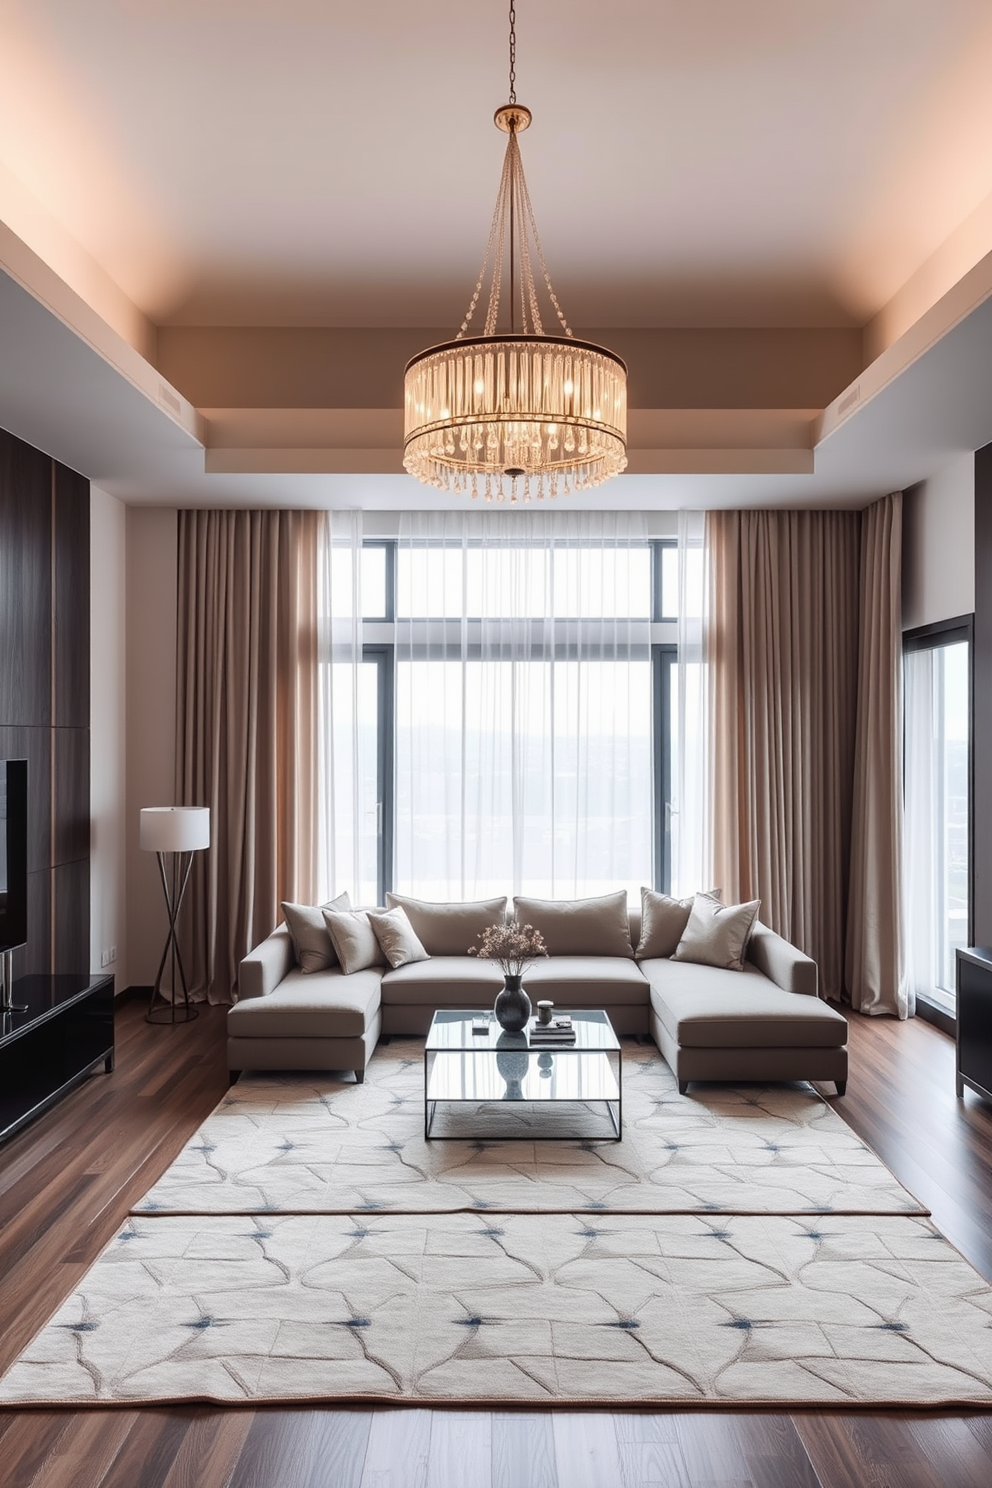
146;850;200;1026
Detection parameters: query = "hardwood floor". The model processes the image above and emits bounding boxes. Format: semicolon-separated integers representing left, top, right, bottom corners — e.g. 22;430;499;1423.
1;999;991;1487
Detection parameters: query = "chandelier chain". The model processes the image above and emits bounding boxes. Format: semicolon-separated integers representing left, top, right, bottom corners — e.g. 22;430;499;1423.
508;0;517;104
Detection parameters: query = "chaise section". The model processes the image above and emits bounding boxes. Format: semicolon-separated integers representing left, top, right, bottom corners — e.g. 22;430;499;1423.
227;963;383;1081
640;922;848;1094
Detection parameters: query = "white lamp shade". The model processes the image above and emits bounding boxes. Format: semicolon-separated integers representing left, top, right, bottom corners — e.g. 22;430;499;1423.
140;806;211;853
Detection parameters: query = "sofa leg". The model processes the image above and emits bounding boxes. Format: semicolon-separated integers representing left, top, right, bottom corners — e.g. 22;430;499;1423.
835;1079;847;1097
678;1080;689;1095
354;1069;365;1085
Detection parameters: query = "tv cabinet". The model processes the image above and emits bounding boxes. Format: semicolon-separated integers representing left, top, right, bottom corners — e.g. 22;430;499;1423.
0;973;114;1145
956;947;992;1102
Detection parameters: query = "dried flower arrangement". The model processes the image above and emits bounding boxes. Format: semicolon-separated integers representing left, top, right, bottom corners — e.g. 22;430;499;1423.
468;921;548;978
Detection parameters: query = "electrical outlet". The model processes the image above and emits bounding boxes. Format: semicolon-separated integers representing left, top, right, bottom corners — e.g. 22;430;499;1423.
100;947;117;968
109;945;117;963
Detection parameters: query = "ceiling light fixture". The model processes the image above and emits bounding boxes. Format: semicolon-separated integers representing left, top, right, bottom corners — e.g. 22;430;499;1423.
403;2;627;502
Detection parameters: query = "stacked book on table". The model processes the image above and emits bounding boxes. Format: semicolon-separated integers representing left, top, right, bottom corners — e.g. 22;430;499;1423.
528;1015;576;1045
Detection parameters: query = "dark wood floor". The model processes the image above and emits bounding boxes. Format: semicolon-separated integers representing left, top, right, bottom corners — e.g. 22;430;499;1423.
1;999;991;1488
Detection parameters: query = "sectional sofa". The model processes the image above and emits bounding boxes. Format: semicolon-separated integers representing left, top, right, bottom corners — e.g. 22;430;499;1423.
228;890;849;1095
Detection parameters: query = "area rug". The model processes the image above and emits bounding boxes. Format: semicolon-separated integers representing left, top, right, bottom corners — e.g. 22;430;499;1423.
3;1211;992;1406
6;1039;991;1409
135;1041;925;1217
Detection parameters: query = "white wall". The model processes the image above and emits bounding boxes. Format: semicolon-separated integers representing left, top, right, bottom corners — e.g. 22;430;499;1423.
902;454;976;631
125;507;178;986
90;486;127;986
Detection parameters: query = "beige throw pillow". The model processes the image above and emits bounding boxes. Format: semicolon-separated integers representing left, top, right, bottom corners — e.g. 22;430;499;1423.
634;886;722;959
385;892;508;956
282;891;352;972
367;906;430;969
512;891;633;958
322;907;386;976
672;893;760;972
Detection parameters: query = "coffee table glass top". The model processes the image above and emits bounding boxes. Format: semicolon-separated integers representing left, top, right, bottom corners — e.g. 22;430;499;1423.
425;1007;621;1053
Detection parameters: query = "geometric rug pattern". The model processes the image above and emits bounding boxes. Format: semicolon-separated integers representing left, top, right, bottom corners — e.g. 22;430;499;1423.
4;1040;991;1407
135;1043;927;1217
3;1210;992;1406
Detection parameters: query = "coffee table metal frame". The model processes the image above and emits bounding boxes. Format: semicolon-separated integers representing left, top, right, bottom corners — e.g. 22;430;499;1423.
423;1008;622;1140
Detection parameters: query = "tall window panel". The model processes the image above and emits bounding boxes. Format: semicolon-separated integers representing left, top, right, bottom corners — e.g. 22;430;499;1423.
394;512;654;902
903;620;972;1016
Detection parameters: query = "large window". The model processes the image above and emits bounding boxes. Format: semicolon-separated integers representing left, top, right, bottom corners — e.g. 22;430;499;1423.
318;532;679;904
903;618;972;1016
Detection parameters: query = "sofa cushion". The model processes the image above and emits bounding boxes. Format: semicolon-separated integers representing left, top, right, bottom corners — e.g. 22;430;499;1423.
641;958;847;1049
512;892;633;958
385;892;507;956
672;894;760;972
521;956;649;1004
367;905;430;969
281;891;351;972
380;957;504;1006
322;908;386;976
635;888;695;959
227;966;382;1040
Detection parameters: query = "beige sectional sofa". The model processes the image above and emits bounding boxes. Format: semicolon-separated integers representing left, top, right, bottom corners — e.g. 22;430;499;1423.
228;891;848;1094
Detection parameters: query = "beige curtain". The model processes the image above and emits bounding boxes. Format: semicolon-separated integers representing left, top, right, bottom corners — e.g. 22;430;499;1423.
846;493;909;1015
176;510;320;1002
708;495;906;1014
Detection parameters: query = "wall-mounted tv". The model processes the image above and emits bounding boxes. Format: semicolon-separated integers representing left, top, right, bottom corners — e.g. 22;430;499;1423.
0;759;28;954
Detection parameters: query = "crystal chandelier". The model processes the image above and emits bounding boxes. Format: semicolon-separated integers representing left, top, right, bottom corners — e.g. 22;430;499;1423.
403;2;627;502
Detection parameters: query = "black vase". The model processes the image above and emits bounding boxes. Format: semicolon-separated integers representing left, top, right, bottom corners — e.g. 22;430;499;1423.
494;974;532;1032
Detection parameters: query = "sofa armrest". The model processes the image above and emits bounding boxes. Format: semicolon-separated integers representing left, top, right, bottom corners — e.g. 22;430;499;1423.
747;922;818;997
238;925;295;1000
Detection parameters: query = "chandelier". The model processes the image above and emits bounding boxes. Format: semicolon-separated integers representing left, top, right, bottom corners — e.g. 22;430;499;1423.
403;3;627;502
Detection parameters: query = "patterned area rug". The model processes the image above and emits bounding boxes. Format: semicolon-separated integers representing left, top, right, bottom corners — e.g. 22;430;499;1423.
136;1042;925;1217
3;1211;992;1406
5;1040;992;1407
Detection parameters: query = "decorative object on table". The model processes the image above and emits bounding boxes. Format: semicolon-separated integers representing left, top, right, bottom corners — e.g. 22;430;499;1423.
529;1014;577;1045
402;1;627;503
536;999;554;1024
468;920;548;1031
140;806;210;1025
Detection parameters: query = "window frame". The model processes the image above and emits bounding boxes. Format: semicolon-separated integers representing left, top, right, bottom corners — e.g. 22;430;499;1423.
339;537;679;900
903;613;974;1028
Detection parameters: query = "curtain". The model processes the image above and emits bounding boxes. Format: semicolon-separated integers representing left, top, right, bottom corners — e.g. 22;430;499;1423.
176;509;320;1002
671;509;710;897
707;497;905;1013
315;510;371;903
846;492;909;1015
394;509;652;900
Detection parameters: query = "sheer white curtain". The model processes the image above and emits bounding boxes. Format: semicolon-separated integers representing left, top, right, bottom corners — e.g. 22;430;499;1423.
394;509;652;900
671;509;710;897
315;510;373;903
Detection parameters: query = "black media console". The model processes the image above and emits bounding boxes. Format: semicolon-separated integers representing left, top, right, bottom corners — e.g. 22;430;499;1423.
0;973;115;1145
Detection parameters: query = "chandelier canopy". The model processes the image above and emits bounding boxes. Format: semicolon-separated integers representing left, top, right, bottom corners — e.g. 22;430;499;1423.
403;7;627;502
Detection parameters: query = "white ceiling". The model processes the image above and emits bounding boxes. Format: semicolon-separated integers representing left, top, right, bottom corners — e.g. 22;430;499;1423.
3;0;992;330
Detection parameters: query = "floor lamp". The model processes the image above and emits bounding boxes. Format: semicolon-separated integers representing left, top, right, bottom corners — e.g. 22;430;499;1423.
140;806;210;1025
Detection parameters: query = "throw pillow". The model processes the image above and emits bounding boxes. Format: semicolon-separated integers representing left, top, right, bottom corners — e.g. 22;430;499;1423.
282;891;352;972
322;907;386;976
367;906;430;970
511;891;633;958
672;893;760;972
634;886;722;959
385;892;508;956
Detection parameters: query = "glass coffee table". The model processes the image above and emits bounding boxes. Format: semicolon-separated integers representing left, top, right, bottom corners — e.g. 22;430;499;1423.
424;1008;622;1140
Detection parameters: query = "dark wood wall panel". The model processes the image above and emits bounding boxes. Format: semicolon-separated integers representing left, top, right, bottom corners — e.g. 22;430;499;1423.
13;869;52;980
54;859;90;976
974;444;992;944
54;727;90;866
54;464;90;728
0;436;52;728
0;425;90;977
